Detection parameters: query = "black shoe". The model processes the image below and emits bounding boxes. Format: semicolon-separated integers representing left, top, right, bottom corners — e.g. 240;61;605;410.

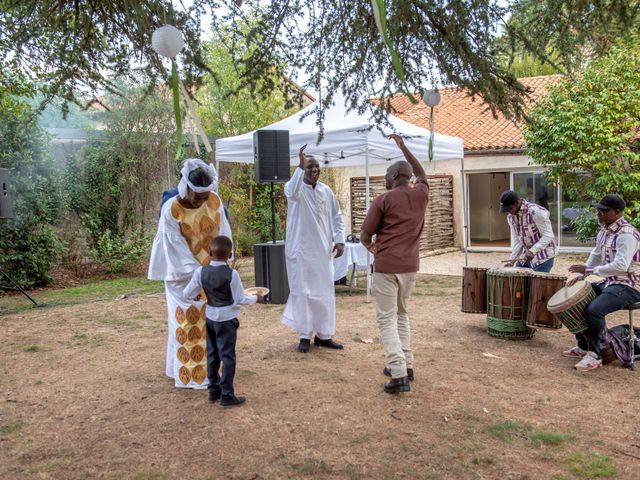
298;338;311;353
208;389;221;403
383;376;411;394
383;367;414;382
220;395;246;408
313;336;344;349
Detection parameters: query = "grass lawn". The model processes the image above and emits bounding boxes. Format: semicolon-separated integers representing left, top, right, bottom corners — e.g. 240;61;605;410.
0;277;164;315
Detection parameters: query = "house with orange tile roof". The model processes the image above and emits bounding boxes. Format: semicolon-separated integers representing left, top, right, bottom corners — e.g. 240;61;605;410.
338;75;594;253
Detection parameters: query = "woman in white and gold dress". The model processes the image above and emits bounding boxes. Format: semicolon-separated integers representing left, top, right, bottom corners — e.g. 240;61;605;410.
148;159;231;389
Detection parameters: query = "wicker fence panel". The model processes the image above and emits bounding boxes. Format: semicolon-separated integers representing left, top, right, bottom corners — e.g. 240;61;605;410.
350;175;454;255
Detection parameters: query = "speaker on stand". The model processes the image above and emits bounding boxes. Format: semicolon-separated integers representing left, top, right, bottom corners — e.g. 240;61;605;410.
0;168;38;306
252;130;291;304
253;130;291;185
0;168;14;220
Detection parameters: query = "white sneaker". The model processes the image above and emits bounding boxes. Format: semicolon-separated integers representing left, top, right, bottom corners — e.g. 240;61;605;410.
562;346;587;358
574;352;603;371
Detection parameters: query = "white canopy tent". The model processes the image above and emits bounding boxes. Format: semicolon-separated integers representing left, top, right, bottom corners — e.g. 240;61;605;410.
215;95;465;299
215;94;463;167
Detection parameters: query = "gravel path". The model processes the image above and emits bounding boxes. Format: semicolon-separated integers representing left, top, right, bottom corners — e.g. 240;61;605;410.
419;250;590;276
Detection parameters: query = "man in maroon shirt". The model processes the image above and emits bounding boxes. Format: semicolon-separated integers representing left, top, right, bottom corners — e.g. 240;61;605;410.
360;134;429;394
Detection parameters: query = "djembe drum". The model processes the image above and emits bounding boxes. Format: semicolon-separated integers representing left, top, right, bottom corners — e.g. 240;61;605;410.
486;267;536;340
546;280;596;334
526;272;567;329
461;267;489;313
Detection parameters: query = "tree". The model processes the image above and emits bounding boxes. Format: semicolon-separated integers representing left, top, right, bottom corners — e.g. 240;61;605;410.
503;53;559;78
75;86;176;233
34;96;99;130
196;16;297;138
0;1;203;110
66;86;177;272
4;1;635;125
524;44;640;239
215;1;530;123
0;94;67;288
504;0;640;75
197;22;297;254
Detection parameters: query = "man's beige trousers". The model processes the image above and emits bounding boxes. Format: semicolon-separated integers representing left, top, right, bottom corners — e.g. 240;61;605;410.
373;272;416;379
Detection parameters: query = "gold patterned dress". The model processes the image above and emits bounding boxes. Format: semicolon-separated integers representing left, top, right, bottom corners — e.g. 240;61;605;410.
148;193;231;388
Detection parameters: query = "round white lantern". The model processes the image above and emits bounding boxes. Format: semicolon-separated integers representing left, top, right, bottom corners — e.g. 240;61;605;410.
423;89;441;108
152;25;184;59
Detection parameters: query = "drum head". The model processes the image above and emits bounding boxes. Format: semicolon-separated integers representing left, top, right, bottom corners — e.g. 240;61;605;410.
488;267;534;276
547;280;592;312
530;271;567;280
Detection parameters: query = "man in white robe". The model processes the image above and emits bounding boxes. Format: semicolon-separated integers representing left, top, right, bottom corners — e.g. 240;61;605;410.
281;145;346;353
148;159;231;388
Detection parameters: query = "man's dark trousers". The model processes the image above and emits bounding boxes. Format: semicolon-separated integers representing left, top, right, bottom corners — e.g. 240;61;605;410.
205;318;239;396
576;283;640;356
517;257;554;273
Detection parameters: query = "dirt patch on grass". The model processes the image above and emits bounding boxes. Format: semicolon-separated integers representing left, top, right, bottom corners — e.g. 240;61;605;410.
1;274;638;479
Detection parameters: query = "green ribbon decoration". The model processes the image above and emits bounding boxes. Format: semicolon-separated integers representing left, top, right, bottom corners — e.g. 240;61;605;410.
371;0;416;103
171;61;184;166
429;105;434;163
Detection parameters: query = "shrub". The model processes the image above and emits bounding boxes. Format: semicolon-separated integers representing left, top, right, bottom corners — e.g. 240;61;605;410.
525;44;640;227
0;95;67;289
89;228;151;274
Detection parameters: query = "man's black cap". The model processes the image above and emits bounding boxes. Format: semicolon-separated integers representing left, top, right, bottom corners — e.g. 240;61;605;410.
592;194;626;211
499;190;520;213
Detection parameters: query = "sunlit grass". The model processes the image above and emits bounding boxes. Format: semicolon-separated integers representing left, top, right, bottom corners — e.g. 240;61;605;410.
0;277;164;315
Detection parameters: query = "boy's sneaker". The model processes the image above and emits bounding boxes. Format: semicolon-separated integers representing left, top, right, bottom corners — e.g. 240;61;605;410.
562;346;587;358
208;389;221;403
574;352;602;371
220;395;246;408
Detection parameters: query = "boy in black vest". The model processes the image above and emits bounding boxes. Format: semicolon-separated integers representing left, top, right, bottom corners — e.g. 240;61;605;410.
183;235;264;407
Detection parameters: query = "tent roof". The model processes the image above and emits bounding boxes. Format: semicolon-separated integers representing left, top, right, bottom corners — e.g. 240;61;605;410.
214;95;464;167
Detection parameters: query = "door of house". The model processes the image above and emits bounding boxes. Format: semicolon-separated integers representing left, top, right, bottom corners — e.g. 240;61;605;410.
468;172;510;246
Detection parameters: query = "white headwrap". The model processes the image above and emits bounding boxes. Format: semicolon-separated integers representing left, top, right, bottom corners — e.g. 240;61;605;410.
177;158;218;198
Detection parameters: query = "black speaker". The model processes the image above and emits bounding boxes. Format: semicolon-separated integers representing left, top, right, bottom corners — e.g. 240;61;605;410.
253;241;289;304
253;130;291;184
0;168;14;219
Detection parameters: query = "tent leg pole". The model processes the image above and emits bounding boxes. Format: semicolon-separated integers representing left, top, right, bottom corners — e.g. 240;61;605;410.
460;157;469;267
270;182;276;244
365;144;371;303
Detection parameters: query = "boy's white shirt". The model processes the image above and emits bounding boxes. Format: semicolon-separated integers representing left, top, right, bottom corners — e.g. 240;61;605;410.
183;260;257;322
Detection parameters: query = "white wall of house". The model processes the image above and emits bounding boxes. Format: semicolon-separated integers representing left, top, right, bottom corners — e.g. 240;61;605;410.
336;151;594;252
335;152;534;248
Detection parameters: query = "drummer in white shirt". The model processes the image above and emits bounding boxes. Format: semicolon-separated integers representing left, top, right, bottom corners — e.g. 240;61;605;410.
564;194;640;371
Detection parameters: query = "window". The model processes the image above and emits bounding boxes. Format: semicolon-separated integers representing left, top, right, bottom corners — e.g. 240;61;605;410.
511;172;594;248
513;172;559;240
559;179;595;247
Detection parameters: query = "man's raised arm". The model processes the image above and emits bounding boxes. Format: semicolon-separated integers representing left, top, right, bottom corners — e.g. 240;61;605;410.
389;134;427;183
284;144;307;198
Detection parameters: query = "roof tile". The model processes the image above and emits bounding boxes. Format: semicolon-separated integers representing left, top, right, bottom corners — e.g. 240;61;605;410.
382;75;562;152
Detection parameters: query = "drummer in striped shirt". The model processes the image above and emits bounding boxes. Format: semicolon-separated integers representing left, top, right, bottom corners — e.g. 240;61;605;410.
499;190;558;273
565;194;640;371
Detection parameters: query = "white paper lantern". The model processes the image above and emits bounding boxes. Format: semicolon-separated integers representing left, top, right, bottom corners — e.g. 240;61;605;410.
423;89;441;108
152;25;184;59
